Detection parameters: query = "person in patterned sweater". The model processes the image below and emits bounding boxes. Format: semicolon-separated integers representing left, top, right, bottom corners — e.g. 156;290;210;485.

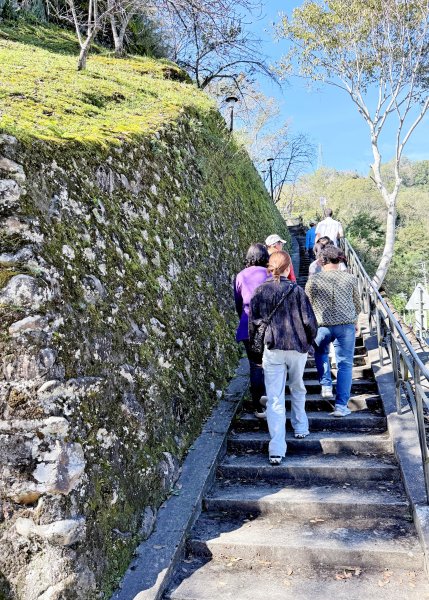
305;246;361;417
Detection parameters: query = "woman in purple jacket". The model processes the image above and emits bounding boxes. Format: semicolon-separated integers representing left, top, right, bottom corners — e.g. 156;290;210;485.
234;243;270;415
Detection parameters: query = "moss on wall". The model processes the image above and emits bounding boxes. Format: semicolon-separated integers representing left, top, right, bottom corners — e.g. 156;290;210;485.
0;31;289;599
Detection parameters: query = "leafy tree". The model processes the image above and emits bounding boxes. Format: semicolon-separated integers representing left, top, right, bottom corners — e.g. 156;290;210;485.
277;0;429;287
384;222;428;298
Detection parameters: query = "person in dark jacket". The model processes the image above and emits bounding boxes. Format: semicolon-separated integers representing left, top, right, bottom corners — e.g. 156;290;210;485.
234;243;270;414
249;251;318;465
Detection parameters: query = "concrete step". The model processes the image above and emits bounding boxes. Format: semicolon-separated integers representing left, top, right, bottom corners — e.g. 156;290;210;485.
167;559;429;600
297;392;380;411
236;410;387;433
303;366;373;380
228;430;392;456
217;454;398;485
205;481;409;519
244;392;382;412
296;378;377;394
188;514;423;571
306;355;367;367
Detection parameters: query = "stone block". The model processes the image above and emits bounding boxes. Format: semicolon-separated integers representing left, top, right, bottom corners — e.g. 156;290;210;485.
8;315;46;336
0;157;26;183
0;275;52;308
15;517;86;546
0;179;21;211
33;441;86;495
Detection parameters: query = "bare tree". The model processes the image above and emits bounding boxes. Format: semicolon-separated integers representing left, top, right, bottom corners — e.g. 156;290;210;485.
269;132;316;205
241;110;315;205
108;0;153;57
277;0;429;287
48;0;113;69
108;0;133;57
153;0;275;93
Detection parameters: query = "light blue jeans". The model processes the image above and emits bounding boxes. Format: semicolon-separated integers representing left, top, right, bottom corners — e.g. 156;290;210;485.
314;324;356;408
262;348;308;457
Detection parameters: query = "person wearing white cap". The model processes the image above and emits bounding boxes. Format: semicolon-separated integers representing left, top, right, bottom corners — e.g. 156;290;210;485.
265;234;296;282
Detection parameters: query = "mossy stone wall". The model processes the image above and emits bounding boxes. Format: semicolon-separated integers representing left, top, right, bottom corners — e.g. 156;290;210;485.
0;111;289;599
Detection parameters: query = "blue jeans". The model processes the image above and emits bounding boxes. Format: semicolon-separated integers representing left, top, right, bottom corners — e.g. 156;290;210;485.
314;324;356;407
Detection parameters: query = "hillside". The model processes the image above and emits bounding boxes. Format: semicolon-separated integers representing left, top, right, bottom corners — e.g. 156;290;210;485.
0;20;205;145
0;21;289;600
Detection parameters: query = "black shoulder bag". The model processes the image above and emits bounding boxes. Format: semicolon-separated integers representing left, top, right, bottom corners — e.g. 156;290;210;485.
250;288;292;354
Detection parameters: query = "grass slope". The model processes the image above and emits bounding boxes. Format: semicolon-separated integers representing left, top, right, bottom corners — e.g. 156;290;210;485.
0;20;212;146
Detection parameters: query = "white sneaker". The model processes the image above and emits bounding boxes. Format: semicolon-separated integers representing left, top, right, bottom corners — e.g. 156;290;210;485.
321;386;333;398
259;395;268;407
331;406;351;417
254;409;267;420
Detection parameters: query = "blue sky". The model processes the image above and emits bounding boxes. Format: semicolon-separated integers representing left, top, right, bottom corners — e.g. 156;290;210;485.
247;0;429;174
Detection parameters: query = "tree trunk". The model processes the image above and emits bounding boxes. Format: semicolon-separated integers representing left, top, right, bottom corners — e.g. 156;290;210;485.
110;14;124;57
369;138;400;289
372;199;396;289
113;34;126;57
77;45;89;70
110;12;131;58
77;23;99;71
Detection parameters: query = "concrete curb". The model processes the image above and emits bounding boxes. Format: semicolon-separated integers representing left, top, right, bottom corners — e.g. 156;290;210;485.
110;358;249;600
364;329;429;575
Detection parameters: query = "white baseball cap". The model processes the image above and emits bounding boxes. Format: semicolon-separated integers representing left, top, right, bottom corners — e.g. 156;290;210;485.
265;234;286;246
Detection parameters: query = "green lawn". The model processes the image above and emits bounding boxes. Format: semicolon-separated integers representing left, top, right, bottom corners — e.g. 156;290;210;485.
0;21;213;146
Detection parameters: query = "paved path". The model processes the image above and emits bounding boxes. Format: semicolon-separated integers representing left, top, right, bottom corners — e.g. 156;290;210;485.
164;228;429;599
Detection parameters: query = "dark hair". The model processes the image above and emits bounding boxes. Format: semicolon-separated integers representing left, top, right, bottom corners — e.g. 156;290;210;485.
314;237;334;257
325;208;333;217
267;251;291;283
338;251;348;266
319;245;343;265
245;243;269;268
318;236;332;245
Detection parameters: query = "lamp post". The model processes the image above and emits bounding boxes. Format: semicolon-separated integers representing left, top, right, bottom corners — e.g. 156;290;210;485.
267;157;274;202
225;95;239;132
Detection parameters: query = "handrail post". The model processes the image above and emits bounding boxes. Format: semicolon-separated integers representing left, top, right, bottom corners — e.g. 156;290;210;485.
375;304;384;366
414;364;429;504
389;332;402;414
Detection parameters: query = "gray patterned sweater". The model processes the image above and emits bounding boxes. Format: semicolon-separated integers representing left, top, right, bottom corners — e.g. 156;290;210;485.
305;270;361;326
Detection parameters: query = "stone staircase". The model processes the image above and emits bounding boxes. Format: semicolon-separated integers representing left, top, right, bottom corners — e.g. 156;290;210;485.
164;229;429;599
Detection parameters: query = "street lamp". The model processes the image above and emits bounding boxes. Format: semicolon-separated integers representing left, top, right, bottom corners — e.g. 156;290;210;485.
225;95;239;132
267;157;274;202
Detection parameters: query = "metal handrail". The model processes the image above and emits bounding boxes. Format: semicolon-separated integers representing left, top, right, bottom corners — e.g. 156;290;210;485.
342;238;429;503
